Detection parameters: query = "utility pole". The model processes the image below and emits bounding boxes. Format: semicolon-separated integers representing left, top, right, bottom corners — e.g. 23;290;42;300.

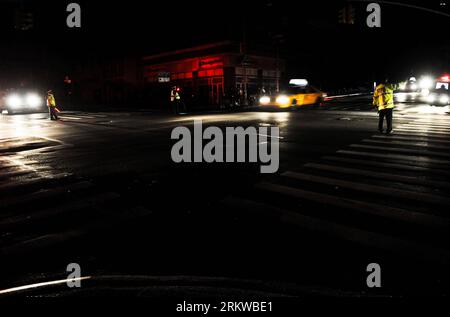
338;2;355;24
276;44;280;93
271;34;284;93
241;8;248;106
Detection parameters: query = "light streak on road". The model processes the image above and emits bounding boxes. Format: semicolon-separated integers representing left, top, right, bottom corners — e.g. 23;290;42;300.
0;276;91;295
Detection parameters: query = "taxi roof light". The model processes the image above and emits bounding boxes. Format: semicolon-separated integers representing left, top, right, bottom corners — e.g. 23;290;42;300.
289;79;308;87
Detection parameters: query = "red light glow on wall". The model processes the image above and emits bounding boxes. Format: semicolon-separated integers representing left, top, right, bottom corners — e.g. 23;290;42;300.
198;69;223;77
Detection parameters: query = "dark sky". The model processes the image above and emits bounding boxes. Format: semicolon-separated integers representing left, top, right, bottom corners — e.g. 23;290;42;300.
0;0;449;89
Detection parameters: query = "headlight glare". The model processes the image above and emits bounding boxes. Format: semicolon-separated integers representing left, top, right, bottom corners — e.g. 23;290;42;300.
259;96;271;105
419;76;433;89
276;95;290;106
439;95;449;104
26;94;42;107
6;95;22;108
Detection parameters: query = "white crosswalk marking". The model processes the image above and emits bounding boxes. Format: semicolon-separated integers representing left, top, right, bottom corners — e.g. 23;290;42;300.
395;128;450;135
282;170;450;206
322;155;450;176
403;124;450;129
372;135;450;144
54;112;112;121
386;131;450;139
220;115;450;261
403;128;450;133
349;144;450;158
303;162;450;189
58;116;82;120
362;139;450;151
337;149;450;164
255;182;450;228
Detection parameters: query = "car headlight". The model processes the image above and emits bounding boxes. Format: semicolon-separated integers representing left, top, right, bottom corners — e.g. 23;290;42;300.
6;94;22;108
276;95;290;106
427;95;436;103
26;93;42;107
259;96;270;105
439;95;449;104
419;76;433;89
420;89;430;97
396;93;407;102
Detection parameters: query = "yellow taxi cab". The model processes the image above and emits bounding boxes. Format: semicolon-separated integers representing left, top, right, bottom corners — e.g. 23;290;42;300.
259;79;326;109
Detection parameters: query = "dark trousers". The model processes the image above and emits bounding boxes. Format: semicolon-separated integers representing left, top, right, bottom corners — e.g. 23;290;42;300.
378;108;393;132
49;107;58;120
172;101;179;114
172;100;186;114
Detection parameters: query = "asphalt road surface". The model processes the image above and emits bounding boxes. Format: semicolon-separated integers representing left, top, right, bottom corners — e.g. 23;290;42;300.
1;95;450;297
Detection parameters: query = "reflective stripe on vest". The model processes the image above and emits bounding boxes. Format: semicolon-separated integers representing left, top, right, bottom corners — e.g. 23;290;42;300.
373;84;395;111
47;94;56;107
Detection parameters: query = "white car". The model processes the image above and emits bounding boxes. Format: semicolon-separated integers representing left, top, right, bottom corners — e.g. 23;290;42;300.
427;88;449;106
1;89;45;114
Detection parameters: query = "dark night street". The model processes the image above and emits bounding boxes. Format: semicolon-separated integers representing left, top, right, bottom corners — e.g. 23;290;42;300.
1;96;450;297
1;0;450;306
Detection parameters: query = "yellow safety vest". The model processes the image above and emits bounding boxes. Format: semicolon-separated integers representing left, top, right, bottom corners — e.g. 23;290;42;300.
373;84;395;111
47;94;56;107
170;90;180;102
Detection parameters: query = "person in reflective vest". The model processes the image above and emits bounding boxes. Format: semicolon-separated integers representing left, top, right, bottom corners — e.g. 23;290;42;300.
46;90;59;120
170;86;181;114
373;79;397;134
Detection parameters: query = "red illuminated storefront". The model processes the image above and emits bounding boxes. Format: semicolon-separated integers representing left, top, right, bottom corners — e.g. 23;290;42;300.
142;41;285;109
